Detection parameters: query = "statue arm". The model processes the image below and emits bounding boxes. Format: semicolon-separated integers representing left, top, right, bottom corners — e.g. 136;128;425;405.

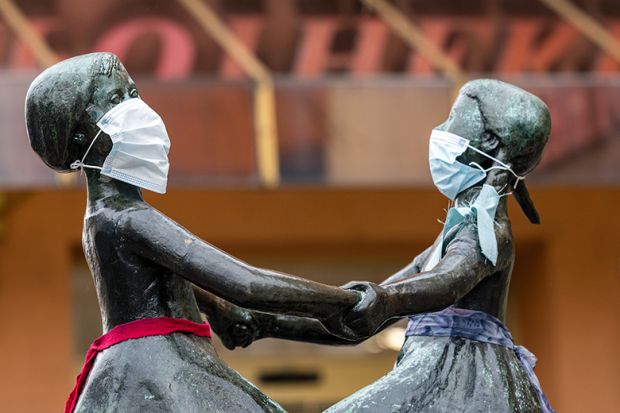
246;241;439;346
251;313;364;346
188;233;441;347
343;225;506;336
257;314;400;345
383;235;496;316
123;208;360;322
193;285;371;346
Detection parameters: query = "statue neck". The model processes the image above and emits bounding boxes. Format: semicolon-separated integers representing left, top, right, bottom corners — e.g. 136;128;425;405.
85;169;143;207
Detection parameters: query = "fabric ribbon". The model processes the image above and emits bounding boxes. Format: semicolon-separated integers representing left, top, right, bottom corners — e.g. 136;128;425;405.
405;307;555;413
441;184;501;265
65;317;211;413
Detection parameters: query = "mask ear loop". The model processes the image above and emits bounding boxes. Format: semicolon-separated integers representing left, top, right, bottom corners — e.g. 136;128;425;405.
466;145;526;189
70;130;103;174
495;182;514;198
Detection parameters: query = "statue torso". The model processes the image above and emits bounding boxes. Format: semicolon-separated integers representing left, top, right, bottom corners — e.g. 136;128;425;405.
82;196;202;332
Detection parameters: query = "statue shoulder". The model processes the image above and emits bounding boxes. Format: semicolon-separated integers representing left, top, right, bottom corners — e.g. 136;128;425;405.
114;202;165;232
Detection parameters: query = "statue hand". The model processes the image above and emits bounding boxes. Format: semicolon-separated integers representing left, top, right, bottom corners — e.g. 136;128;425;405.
321;310;366;342
311;289;369;342
207;305;261;350
340;281;392;338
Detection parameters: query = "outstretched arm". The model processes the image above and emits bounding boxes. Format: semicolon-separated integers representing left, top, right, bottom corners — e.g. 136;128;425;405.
192;240;436;349
193;285;366;347
258;313;400;345
122;207;360;324
343;224;509;336
385;236;495;315
252;245;436;346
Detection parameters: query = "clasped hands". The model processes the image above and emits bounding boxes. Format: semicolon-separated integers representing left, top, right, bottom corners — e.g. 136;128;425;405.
208;281;393;350
339;280;395;337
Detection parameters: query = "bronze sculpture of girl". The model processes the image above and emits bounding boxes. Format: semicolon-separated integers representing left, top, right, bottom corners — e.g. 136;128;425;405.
25;52;364;413
208;79;556;413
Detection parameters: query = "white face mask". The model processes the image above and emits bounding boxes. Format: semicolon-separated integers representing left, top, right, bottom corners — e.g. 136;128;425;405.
71;98;171;194
428;129;525;200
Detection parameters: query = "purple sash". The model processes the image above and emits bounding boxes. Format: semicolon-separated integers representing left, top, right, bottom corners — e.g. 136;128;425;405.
406;307;555;413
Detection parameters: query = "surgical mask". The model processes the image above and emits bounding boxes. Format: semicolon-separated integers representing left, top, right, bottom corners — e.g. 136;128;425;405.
70;98;170;194
429;129;525;200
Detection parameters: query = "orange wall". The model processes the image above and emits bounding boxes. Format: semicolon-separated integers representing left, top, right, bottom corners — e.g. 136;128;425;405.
0;187;618;413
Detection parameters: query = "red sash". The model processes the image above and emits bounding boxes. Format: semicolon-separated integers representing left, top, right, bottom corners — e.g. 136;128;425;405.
65;317;212;413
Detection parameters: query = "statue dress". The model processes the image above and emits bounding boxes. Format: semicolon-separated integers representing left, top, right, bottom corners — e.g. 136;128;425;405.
327;210;552;412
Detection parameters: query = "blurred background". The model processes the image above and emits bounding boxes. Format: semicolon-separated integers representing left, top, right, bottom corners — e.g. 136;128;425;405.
0;0;618;412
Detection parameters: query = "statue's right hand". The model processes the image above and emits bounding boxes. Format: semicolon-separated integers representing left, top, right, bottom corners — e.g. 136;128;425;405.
208;305;262;350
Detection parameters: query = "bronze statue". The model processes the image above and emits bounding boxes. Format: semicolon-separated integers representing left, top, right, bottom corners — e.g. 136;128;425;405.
206;80;555;413
25;52;364;413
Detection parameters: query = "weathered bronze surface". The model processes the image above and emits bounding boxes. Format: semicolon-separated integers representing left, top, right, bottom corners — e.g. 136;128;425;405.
26;53;551;411
25;52;362;413
207;80;552;413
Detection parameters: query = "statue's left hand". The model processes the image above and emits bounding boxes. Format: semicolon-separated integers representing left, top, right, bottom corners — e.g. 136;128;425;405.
339;281;393;338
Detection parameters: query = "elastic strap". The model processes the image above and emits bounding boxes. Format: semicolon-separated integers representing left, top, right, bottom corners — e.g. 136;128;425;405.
466;145;526;188
70;130;103;171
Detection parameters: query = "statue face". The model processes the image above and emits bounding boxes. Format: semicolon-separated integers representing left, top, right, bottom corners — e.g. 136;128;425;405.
76;65;140;163
434;91;500;169
88;68;139;124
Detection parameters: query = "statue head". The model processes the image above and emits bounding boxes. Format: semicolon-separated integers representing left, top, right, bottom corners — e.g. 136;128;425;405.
435;79;551;223
26;52;139;172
